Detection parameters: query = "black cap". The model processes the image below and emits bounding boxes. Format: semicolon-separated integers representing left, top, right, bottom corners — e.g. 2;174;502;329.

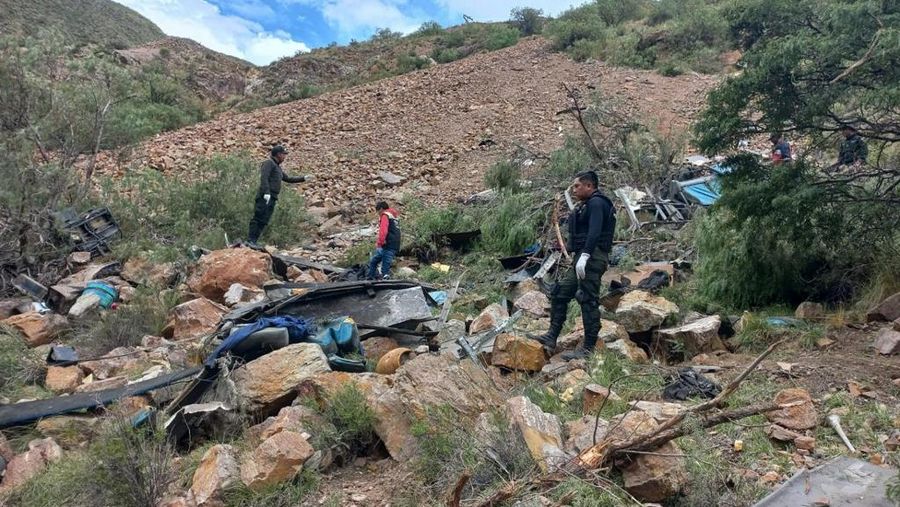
271;145;288;155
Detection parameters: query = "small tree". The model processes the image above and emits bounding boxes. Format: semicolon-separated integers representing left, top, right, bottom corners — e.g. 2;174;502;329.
510;7;544;36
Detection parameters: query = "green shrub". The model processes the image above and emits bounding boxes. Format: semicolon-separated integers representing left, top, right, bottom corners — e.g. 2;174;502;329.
484;160;521;191
289;83;321;100
410;405;533;500
658;60;685;76
0;325;46;399
482;25;520;51
10;419;175;507
510;7;544;36
441;30;466;48
595;0;648;26
403;200;478;255
71;287;176;357
106;154;312;256
431;47;462;63
545;4;607;50
395;53;431;73
479;192;542;255
693;159;897;308
318;382;377;455
222;470;319;507
414;21;444;37
542;136;595;186
666;5;730;55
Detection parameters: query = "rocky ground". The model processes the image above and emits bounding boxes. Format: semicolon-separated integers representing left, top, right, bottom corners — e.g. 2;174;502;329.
94;37;717;215
0;243;897;506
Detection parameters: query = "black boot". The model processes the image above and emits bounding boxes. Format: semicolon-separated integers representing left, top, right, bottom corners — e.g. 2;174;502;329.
533;300;568;355
562;301;600;361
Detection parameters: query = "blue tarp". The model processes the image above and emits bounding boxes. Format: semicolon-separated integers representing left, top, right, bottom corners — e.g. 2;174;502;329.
682;181;720;206
204;315;314;367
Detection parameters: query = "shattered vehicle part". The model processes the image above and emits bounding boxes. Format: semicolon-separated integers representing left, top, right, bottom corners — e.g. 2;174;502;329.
54;207;121;257
270;253;347;279
753;457;894;507
0;367;202;428
165;401;234;446
12;274;48;301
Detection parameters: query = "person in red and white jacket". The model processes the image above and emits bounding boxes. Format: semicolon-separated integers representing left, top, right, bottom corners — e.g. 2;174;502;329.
367;201;401;279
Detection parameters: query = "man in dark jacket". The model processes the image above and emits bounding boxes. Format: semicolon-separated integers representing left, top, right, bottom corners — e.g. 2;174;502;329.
367;201;401;279
836;125;868;167
536;171;616;361
247;145;312;246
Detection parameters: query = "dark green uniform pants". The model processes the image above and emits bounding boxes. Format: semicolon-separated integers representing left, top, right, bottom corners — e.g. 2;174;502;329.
550;248;608;351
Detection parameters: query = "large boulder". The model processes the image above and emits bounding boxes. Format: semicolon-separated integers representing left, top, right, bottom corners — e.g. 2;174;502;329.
606;338;650;364
469;303;508;335
239;431;314;490
163;298;227;341
297;353;503;462
247;406;326;445
187;248;272;303
506;396;566;472
491;334;546;372
656;315;725;357
603;411;687;502
44;365;84;394
621;440;687;503
565;415;609;454
79;346;150;379
121;257;177;287
233;343;331;415
191;444;240;507
35;416;101;449
2;312;68;347
795;302;825;320
513;290;550;318
614;290;679;333
766;388;817;430
0;438;63;492
874;328;900;355
866;292;900;323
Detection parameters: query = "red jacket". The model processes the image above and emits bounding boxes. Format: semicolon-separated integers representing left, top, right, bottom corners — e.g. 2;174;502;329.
376;208;401;250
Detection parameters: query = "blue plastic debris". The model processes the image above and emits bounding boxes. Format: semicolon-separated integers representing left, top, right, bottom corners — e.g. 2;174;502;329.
429;290;448;305
204;315;314;367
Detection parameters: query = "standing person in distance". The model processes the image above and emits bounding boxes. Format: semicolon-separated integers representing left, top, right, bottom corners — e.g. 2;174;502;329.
367;201;401;280
247;145;313;247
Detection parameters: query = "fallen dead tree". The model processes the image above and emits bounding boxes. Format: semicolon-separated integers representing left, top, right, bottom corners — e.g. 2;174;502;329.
578;338;787;469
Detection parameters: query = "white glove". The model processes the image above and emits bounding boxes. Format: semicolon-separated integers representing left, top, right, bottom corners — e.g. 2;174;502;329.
303;174;314;182
263;194;271;205
575;253;590;280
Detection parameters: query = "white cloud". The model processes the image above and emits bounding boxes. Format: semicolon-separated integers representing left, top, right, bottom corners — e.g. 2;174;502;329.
435;0;591;21
114;0;309;65
290;0;424;38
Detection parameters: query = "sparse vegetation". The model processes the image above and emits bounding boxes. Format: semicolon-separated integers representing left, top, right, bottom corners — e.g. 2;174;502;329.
106;154;313;259
71;287;176;356
410;405;534;502
546;0;733;74
313;382;377;457
0;324;47;399
8;418;176;507
222;470;319;507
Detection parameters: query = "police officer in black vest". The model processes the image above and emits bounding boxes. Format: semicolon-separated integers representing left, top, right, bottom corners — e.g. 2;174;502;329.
247;145;312;247
536;170;616;361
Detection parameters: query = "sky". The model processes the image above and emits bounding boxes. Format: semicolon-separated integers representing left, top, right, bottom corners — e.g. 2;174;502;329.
113;0;590;65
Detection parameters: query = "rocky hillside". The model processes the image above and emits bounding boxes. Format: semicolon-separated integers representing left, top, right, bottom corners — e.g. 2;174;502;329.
96;37;717;211
115;37;255;103
0;0;164;48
